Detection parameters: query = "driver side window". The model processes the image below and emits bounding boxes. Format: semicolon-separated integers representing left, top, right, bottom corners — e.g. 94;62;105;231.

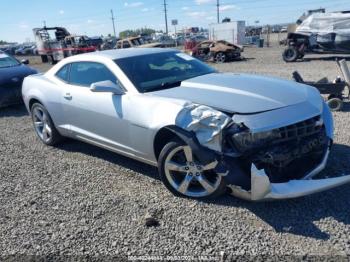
69;62;117;87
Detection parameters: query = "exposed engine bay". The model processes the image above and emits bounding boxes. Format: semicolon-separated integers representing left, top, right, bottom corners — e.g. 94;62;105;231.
231;116;328;183
174;101;350;201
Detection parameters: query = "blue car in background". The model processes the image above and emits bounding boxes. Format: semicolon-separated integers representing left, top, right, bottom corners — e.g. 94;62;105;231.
0;51;37;108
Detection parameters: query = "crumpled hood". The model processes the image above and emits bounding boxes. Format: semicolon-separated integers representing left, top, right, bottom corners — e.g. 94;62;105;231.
152;73;322;114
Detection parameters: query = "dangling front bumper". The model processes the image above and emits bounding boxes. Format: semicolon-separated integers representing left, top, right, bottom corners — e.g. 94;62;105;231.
228;149;350;201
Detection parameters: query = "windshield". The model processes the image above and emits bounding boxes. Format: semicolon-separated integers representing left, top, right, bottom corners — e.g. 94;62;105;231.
0;53;20;68
114;51;215;93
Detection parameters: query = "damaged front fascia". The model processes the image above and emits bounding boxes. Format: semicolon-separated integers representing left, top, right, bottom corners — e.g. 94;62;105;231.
227;134;350;200
173;103;350;201
227;100;350;201
175;104;232;152
173;104;250;185
229;157;350;201
164;125;229;176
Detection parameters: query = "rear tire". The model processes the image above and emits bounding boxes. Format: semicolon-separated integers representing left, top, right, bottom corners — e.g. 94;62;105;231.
158;140;227;199
30;103;63;146
283;46;299;62
327;98;343;111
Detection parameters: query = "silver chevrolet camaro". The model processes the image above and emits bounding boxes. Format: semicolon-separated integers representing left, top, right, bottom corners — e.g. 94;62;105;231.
22;48;350;201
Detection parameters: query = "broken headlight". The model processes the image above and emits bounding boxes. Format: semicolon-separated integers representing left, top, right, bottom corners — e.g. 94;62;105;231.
232;129;281;152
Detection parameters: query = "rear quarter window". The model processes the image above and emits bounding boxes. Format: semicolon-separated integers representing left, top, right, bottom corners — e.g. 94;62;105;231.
55;64;70;82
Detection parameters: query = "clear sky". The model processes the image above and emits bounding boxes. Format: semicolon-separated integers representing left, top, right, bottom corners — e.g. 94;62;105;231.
0;0;349;42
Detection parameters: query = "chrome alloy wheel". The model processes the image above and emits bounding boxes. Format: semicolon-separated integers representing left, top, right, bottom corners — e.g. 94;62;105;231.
32;107;52;143
215;52;226;63
164;145;222;198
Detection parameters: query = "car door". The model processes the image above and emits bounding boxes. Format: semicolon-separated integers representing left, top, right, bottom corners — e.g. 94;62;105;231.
62;61;133;154
0;63;24;106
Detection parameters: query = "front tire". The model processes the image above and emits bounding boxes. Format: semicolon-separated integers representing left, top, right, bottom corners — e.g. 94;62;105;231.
31;103;63;146
158;140;226;199
215;52;227;63
283;46;299;62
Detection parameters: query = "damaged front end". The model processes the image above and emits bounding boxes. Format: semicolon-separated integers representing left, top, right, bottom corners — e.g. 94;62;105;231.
175;102;350;201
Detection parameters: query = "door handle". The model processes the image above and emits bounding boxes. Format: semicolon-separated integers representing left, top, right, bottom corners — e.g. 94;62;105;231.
64;93;72;100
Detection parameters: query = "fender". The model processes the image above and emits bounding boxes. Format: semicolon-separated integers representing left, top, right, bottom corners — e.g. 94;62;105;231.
164;125;216;165
164;126;251;188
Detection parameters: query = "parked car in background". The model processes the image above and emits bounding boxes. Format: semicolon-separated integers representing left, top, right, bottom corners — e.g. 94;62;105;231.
190;35;208;43
174;36;185;46
280;26;288;33
139;33;153;43
22;48;350;201
63;35;97;54
0;44;19;55
116;37;163;49
101;37;119;50
155;35;176;47
87;36;104;50
15;44;38;56
0;51;37;108
191;40;242;63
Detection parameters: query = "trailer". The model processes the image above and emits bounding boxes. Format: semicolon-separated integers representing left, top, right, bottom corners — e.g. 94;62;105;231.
33;27;96;64
292;59;350;111
208;21;246;46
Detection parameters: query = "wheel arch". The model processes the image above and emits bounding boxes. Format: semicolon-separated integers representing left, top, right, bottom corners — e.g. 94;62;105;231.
28;97;60;131
153;125;216;165
29;97;43;110
153;125;181;161
156;126;227;199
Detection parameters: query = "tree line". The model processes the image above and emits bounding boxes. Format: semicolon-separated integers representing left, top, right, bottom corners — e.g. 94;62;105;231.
119;28;161;39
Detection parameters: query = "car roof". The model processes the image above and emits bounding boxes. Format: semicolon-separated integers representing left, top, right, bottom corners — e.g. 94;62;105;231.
68;48;178;61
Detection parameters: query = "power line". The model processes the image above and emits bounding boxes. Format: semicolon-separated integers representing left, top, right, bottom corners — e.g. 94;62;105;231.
111;9;116;37
163;0;168;34
217;0;220;23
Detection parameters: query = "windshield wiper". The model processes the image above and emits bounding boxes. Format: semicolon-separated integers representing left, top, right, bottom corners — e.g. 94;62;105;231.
146;80;182;92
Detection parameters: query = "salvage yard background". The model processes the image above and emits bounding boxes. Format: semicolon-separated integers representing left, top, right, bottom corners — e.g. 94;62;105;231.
1;41;350;259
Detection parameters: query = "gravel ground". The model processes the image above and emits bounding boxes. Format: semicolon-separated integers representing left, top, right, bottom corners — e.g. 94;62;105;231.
1;45;350;260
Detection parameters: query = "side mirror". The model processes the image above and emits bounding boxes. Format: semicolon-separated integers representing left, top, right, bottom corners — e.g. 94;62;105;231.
90;80;125;95
21;59;29;65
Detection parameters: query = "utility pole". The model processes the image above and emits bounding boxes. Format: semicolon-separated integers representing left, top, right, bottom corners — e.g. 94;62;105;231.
163;0;168;34
111;9;116;37
43;20;46;27
216;0;220;23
